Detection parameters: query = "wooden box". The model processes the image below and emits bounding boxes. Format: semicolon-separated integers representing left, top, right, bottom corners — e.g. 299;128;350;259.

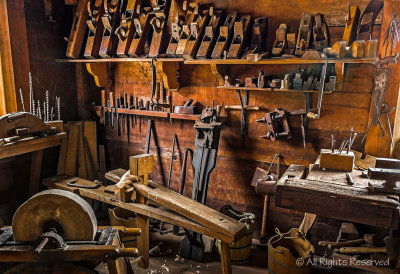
319;149;355;172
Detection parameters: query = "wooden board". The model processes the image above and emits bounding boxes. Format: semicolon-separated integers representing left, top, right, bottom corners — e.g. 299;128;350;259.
65;125;78;176
275;164;400;228
42;175;247;243
84;121;99;180
105;169;246;239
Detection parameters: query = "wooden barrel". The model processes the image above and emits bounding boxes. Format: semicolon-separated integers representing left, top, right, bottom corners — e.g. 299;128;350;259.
268;228;314;274
217;205;255;265
108;207;137;247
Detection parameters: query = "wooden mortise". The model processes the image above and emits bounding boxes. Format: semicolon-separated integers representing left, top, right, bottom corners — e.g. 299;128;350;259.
85;63;111;87
210;64;227;86
335;62;345;91
155;61;179;91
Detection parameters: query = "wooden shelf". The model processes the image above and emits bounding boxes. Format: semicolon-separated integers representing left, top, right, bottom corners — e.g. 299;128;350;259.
217;86;333;93
57;57;378;65
86;105;203;121
184;57;378;65
169;113;200;120
56;58;184;63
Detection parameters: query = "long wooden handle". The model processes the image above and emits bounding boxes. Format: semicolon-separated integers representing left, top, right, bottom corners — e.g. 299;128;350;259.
319;238;363;248
224;105;260;111
339;247;386;254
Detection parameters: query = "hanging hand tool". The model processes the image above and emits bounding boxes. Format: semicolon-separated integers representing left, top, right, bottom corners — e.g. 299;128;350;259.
225;91;261;148
109;91;115;128
120;95;125;134
149;58;171;111
180;107;223;262
382;13;400;58
356;0;383;41
307;57;327;120
116;97;121;136
173;147;191;236
101;89;106;125
144;119;167;186
168;134;178;189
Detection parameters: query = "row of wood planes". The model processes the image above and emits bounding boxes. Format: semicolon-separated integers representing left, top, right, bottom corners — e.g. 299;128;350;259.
66;0;382;60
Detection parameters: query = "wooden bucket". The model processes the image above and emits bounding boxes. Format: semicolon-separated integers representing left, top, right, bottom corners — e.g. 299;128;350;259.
108;207;137;247
217;205;255;265
268;228;314;274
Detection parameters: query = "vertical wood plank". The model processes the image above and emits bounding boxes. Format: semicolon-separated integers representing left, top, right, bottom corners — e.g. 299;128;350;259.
57;134;69;175
0;0;17;114
221;241;232;274
29;150;43;197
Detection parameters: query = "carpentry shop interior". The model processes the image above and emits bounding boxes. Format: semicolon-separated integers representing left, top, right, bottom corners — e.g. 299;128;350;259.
2;0;400;273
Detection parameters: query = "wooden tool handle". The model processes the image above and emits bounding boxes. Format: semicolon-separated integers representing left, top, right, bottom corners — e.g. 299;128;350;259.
155;82;160;100
319;238;363;248
116;247;139;257
121;227;142;236
224;105;261;111
101;90;106;106
339;246;386;254
109;92;115;107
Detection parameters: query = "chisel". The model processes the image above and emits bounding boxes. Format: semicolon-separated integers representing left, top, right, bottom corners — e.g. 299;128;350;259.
121;96;125;134
109;92;115;129
125;93;130;143
101;90;106;125
116;97;121;136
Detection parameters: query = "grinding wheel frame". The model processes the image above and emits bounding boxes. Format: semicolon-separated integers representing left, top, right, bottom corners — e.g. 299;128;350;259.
12;189;97;242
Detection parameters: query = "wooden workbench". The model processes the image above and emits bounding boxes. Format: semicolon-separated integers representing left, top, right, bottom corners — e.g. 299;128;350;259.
275;162;400;273
43;174;247;274
0;133;67;197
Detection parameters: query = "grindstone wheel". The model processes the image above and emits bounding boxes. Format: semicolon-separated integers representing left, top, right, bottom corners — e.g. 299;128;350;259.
12;189;97;242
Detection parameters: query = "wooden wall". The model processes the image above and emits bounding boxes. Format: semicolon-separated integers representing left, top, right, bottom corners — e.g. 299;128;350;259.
73;0;386;240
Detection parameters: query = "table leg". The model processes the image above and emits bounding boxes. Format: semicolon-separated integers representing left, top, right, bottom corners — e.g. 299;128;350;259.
29;150;43;197
136;213;149;268
221;241;232;274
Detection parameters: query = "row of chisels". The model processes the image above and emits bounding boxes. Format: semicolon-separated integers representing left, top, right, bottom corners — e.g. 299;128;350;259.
99;87;172;140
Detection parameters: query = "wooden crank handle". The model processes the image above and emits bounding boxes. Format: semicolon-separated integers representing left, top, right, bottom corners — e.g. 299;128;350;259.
339;247;387;254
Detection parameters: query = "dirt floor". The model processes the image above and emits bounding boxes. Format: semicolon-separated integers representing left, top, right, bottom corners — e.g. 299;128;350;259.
95;225;372;274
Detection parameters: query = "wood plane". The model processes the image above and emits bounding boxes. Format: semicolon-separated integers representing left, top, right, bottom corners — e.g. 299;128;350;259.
226;15;252;59
182;7;211;59
243;17;268;61
148;0;172;57
284;33;296;56
128;6;153;57
313;13;329;50
84;0;105;58
175;1;200;57
196;9;224;59
342;5;360;46
211;11;239;59
116;0;143;57
66;0;90;58
295;12;312;56
357;0;383;41
272;24;287;57
166;22;182;57
99;0;121;58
